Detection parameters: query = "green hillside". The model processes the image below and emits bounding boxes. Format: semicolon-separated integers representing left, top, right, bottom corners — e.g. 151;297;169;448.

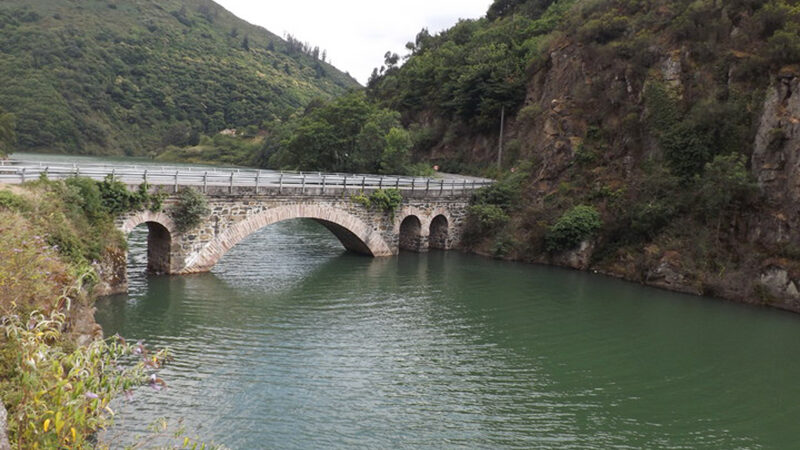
0;0;359;156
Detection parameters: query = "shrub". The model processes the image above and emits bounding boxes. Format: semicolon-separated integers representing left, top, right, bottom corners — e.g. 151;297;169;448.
467;204;510;235
544;205;602;252
492;232;516;257
0;213;72;315
578;13;630;43
352;189;403;216
65;177;105;223
768;28;800;66
0;190;27;211
370;188;403;214
629;200;678;240
2;302;168;448
170;187;210;232
517;103;543;123
694;153;758;222
471;182;520;213
97;176;163;214
660;121;715;179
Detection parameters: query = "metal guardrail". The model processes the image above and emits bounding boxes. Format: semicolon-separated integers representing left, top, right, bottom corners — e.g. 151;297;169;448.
0;161;493;196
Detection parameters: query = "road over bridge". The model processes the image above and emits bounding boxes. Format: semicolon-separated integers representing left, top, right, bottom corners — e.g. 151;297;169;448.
1;161;491;289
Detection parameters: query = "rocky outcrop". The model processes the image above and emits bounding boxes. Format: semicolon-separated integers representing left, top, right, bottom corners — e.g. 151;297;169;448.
752;70;800;212
552;240;595;270
758;264;800;307
0;402;9;450
92;246;128;297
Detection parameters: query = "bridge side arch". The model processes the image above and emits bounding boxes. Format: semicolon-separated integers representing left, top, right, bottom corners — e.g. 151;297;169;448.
180;204;394;273
395;206;456;252
118;211;177;274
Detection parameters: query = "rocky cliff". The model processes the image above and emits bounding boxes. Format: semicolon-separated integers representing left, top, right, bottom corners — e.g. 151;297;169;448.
369;0;800;311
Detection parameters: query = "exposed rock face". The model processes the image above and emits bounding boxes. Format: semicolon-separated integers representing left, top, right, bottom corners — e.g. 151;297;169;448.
752;73;800;212
92;246;128;297
0;402;9;450
660;51;683;92
645;250;701;295
552;240;595;270
751;72;800;250
759;265;800;305
746;73;800;308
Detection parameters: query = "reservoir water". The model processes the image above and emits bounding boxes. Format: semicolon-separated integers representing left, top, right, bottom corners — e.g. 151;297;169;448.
94;219;800;448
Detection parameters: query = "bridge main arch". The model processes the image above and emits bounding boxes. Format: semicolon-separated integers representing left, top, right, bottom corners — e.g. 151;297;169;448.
180;203;394;274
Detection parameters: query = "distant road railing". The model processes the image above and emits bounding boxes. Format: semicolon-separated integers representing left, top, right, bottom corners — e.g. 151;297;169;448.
0;160;493;196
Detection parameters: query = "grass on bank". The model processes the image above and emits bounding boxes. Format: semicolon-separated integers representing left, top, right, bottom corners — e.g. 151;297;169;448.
0;177;180;448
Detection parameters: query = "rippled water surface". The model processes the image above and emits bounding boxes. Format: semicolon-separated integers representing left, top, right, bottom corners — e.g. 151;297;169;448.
95;219;800;449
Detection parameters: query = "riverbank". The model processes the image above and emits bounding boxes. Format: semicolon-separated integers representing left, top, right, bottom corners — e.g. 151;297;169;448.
0;178;168;448
468;227;800;315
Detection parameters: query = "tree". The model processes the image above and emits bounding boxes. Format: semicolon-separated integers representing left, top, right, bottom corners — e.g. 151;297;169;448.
384;51;400;69
268;92;410;174
695;154;758;237
242;35;250;51
0;107;16;156
380;127;412;174
487;0;524;20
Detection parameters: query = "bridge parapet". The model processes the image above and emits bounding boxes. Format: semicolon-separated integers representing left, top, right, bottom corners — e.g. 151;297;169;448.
0;160;492;198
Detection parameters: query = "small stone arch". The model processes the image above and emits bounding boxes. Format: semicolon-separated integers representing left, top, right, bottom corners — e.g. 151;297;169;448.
180;204;393;273
119;211;177;235
395;206;432;233
429;215;449;250
399;215;426;252
119;211;176;274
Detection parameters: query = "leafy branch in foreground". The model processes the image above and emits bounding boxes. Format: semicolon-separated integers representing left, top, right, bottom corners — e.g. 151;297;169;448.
1;275;170;449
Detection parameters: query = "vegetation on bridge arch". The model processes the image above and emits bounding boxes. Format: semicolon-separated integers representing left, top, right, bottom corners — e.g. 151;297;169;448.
351;188;403;217
170;187;211;233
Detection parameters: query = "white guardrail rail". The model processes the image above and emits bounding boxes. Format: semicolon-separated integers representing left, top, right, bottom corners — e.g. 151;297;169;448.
0;160;493;195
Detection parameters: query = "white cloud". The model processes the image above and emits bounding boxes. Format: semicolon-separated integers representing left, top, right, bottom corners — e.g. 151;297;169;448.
215;0;492;84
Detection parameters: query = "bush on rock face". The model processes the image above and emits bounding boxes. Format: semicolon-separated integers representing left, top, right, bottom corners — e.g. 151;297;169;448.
545;205;602;253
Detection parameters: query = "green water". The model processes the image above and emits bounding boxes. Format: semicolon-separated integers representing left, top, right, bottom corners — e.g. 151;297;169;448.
95;219;800;449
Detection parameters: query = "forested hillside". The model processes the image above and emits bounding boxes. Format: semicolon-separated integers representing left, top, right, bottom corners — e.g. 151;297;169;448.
365;0;800;310
0;0;358;155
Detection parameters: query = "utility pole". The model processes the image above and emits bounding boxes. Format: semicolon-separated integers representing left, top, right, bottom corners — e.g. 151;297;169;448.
497;105;505;169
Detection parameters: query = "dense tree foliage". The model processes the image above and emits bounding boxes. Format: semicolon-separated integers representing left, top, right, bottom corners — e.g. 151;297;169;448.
0;106;15;156
264;92;418;174
0;0;358;156
367;0;575;131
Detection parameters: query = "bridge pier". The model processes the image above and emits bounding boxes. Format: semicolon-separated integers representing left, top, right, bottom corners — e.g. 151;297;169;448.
145;221;172;274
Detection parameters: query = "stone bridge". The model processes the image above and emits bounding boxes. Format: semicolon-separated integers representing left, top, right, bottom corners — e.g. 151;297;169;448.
115;184;472;278
0;160;489;292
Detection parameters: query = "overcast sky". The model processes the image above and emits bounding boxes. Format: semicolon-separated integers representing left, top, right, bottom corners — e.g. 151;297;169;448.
215;0;493;85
